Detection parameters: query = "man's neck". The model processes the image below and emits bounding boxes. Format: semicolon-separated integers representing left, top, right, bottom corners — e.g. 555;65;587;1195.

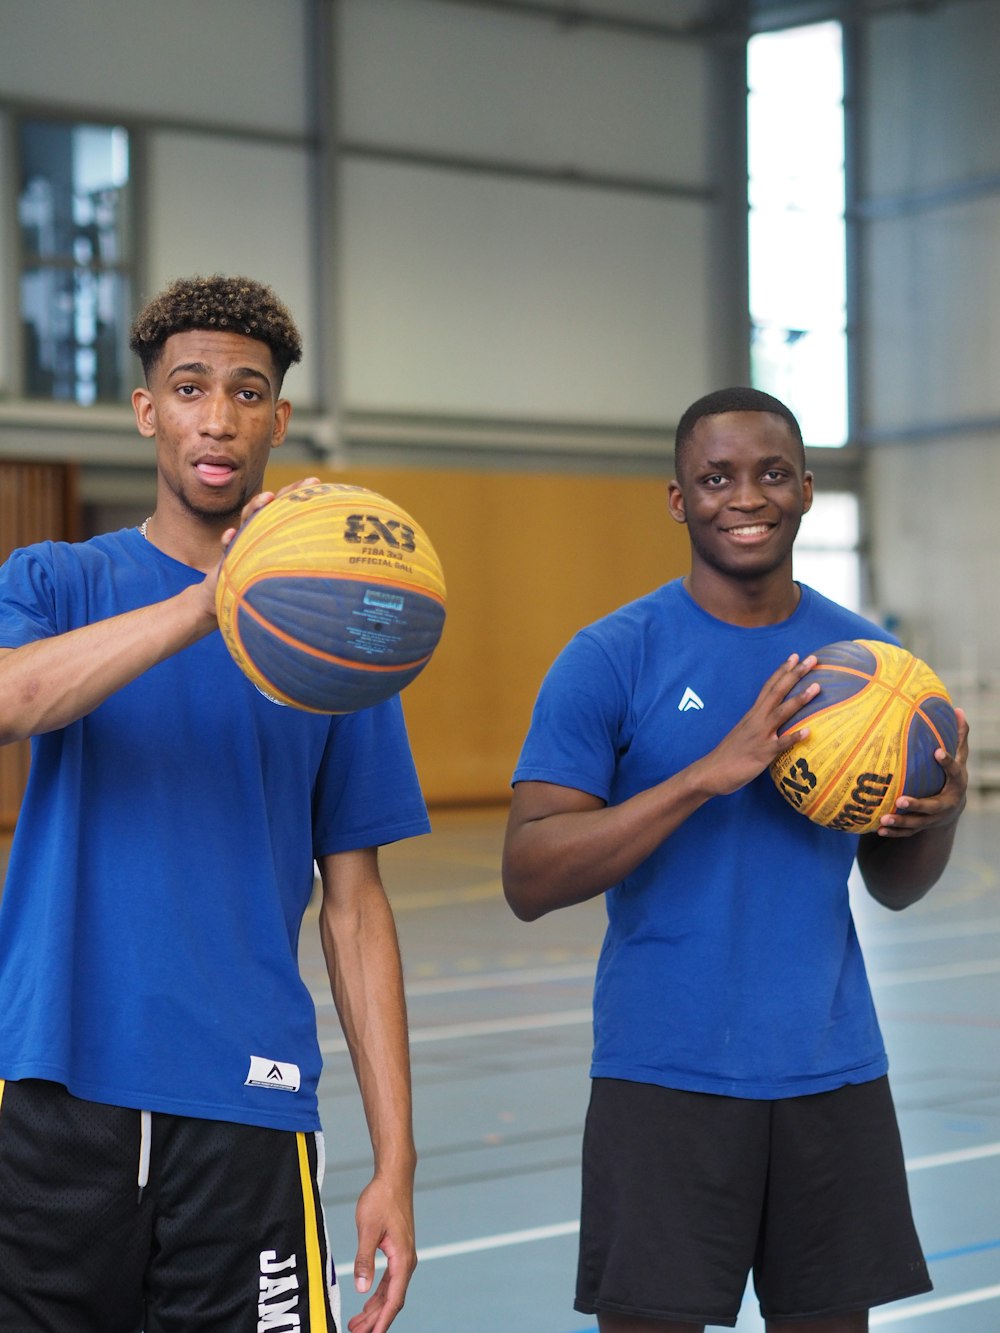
142;507;235;575
683;569;802;628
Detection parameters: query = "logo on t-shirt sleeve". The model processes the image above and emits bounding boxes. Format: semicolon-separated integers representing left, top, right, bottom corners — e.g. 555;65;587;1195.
245;1055;301;1092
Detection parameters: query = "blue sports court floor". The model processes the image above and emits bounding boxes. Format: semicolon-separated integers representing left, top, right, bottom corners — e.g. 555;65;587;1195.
304;802;1000;1333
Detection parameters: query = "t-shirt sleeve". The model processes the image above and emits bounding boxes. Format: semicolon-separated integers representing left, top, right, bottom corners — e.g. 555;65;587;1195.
0;546;59;647
310;692;431;856
511;629;627;803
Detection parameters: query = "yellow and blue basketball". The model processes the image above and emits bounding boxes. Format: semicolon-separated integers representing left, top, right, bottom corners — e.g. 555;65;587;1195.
769;640;958;833
216;482;446;713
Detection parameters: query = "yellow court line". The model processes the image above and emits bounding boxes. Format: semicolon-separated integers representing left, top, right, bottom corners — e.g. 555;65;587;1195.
915;852;998;913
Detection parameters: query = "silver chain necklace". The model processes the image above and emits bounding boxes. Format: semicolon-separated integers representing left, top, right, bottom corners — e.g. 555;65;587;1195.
139;517;152;540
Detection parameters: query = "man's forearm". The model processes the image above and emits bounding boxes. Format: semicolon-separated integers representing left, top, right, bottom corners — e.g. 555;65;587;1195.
0;585;217;744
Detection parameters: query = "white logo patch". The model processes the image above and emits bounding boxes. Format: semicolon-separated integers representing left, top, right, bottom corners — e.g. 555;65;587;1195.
678;687;705;712
246;1056;301;1092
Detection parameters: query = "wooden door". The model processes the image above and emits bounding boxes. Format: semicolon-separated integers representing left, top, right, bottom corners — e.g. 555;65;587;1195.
0;460;79;832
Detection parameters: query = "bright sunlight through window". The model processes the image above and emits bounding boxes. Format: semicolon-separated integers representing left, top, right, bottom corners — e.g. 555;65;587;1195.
748;21;847;448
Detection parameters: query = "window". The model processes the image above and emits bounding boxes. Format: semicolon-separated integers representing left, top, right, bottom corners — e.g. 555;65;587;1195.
795;491;861;612
18;118;133;405
749;24;857;610
747;22;847;448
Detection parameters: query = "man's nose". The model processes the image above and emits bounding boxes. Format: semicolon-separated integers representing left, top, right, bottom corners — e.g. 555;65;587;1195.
200;391;236;436
730;477;766;508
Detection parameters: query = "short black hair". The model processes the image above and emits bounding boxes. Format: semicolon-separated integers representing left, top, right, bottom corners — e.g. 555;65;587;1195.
674;386;804;473
129;274;303;385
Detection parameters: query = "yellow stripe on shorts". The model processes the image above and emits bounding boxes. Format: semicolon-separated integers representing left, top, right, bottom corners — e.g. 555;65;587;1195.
0;1079;5;1111
296;1131;329;1332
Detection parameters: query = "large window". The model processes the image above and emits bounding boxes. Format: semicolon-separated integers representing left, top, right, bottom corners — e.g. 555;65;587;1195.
749;23;857;611
747;21;847;448
18;118;133;405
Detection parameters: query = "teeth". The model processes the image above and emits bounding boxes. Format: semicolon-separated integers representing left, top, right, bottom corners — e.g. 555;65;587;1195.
729;525;769;535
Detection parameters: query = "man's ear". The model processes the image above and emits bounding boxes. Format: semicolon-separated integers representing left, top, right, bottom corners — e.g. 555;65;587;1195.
667;479;687;525
132;387;156;438
271;398;292;448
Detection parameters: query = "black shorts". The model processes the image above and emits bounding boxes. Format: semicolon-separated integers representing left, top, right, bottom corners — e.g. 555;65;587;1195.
0;1078;341;1333
575;1076;932;1327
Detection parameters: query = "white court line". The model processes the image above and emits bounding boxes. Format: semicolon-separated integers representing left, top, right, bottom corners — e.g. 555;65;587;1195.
410;1220;580;1264
907;1140;1000;1171
311;943;1000;1015
335;1239;1000;1328
870;1282;1000;1323
319;1007;592;1055
405;963;595;998
331;1143;1000;1280
872;956;1000;987
333;1221;579;1280
866;916;1000;945
321;930;1000;1309
318;956;1000;1053
313;961;596;1009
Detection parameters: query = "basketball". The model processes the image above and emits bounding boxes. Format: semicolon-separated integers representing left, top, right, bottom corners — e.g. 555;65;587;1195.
215;482;447;713
769;639;958;833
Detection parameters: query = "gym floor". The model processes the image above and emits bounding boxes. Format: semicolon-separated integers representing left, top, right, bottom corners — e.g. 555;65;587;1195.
305;801;1000;1333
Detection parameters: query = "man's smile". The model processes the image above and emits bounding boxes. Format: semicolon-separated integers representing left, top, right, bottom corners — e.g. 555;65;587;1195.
723;521;775;539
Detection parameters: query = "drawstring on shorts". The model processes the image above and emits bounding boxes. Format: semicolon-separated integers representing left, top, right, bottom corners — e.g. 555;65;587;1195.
137;1109;151;1203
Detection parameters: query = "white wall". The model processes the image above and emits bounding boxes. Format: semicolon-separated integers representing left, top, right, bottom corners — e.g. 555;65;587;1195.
865;198;1000;431
335;0;716;428
337;0;707;183
0;0;727;466
865;0;1000;197
859;0;1000;682
866;435;997;678
338;159;709;423
0;0;308;135
143;132;317;407
0;109;10;398
862;0;1000;436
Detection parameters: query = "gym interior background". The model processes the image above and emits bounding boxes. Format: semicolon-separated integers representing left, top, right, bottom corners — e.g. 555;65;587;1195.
3;0;1000;818
4;5;1000;1332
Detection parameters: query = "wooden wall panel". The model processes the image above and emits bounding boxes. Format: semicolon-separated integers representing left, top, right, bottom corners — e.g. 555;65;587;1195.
1;461;692;826
266;465;691;805
0;460;79;832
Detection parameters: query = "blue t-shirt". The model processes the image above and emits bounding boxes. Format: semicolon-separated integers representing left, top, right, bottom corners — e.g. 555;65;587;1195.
0;529;430;1131
512;578;898;1100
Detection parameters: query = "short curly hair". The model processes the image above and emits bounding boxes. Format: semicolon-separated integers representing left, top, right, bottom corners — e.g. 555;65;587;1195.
129;274;303;385
674;386;805;476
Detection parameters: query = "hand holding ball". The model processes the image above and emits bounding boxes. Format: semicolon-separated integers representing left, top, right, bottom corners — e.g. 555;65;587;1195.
216;483;446;713
770;640;958;833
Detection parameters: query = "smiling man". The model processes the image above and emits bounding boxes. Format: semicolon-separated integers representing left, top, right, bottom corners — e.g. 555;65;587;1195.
0;276;425;1333
503;386;970;1333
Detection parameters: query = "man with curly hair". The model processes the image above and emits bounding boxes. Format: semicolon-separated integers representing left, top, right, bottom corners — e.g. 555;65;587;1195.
0;275;424;1333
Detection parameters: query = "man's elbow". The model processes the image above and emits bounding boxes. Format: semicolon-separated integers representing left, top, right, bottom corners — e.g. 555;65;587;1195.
501;863;545;923
503;885;544;923
866;879;934;912
868;889;913;912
